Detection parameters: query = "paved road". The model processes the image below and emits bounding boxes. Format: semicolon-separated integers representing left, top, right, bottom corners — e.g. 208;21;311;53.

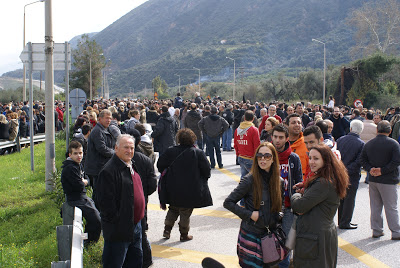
146;150;400;267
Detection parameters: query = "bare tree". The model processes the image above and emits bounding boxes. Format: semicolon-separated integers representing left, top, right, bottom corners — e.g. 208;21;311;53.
348;0;400;57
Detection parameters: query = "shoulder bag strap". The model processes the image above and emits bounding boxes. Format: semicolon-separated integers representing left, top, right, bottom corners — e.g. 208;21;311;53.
168;147;191;168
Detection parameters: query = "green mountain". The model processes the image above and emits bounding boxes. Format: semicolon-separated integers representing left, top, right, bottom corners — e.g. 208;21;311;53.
93;0;365;96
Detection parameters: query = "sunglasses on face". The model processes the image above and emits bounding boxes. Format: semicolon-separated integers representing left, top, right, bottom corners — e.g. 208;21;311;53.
256;153;273;160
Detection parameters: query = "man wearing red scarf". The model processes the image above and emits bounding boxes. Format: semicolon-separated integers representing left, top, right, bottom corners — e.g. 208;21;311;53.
271;124;303;268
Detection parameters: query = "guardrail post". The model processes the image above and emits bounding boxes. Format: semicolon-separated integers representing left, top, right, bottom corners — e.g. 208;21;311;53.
51;260;70;268
53;207;86;268
16;135;21;152
56;225;73;261
62;202;74;225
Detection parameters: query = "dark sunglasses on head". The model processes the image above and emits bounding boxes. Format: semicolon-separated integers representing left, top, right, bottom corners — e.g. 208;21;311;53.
256;153;273;160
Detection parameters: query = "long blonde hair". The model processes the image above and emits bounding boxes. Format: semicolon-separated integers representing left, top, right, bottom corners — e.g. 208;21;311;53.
250;142;282;212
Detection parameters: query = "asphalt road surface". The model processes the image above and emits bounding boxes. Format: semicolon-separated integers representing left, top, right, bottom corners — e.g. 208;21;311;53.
146;150;400;267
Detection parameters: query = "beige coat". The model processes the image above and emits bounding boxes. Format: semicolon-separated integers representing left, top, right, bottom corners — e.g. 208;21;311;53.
360;120;377;143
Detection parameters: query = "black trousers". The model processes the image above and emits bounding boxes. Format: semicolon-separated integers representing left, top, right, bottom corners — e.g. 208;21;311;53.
67;197;101;243
142;214;152;267
338;174;360;227
87;174;98;207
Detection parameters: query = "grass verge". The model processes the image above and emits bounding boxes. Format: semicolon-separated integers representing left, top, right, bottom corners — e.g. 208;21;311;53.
0;139;103;267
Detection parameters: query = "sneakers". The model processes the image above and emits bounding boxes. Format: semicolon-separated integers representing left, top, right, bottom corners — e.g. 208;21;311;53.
180;234;193;242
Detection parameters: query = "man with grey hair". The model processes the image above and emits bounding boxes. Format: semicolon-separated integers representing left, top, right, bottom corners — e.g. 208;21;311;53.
85;109;116;205
97;134;146;267
257;108;267;126
361;120;400;240
258;104;282;133
336;120;365;229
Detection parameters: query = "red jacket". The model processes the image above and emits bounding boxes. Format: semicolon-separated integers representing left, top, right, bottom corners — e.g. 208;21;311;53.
56;107;64;122
234;121;260;159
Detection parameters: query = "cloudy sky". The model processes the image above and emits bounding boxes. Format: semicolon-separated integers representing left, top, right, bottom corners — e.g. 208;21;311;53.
0;0;148;75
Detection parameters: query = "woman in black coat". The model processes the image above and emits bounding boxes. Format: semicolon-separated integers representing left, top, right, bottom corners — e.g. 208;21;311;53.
0;114;10;140
224;142;283;267
157;128;212;242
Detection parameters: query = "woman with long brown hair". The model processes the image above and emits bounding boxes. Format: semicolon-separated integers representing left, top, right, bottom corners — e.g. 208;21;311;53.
291;144;349;268
224;142;283;267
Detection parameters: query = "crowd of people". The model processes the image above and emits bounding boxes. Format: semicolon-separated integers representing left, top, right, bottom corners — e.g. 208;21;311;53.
2;93;400;267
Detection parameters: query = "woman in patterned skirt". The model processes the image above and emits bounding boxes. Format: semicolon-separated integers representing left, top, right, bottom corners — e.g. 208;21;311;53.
224;142;283;268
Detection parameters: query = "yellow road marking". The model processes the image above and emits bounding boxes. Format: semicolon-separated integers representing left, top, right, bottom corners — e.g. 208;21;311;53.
338;237;390;268
218;167;241;182
147;203;239;219
151;244;240;267
217;168;391;268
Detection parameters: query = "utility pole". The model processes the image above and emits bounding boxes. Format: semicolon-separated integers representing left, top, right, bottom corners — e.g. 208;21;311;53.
44;0;56;191
89;57;92;100
312;38;326;105
193;67;200;95
175;74;181;93
226;57;236;100
23;0;45;102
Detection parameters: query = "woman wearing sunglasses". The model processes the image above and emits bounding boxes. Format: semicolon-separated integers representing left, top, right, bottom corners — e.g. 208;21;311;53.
224;142;283;267
291;144;349;268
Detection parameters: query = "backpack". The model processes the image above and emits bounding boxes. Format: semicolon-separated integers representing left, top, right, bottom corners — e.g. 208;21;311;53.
174;97;183;108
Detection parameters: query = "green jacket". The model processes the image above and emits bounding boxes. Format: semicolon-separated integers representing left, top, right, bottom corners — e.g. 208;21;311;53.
291;177;339;268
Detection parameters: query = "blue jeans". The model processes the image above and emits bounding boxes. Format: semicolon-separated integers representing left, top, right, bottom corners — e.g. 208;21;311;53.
279;208;295;268
222;127;232;151
196;138;204;151
103;221;143;268
205;134;222;168
238;157;253;178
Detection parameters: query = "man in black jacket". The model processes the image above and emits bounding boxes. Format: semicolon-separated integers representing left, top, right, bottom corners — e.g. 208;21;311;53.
184;103;203;150
85;109;115;205
198;106;229;168
361;121;400;240
329;107;350;141
221;104;234;151
271;124;302;268
130;129;157;268
61;141;101;245
97;134;146;267
336;120;365;230
151;105;179;156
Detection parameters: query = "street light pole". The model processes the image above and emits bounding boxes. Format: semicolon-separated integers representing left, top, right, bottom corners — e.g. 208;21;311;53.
175;74;181;93
312;38;326;105
23;0;45;102
226;57;236;100
193;67;200;95
89;57;92;100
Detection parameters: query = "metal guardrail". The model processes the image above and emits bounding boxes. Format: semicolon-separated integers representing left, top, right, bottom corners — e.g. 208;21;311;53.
51;205;87;268
0;134;46;150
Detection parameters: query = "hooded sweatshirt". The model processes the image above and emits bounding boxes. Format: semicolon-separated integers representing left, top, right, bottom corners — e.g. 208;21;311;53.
61;158;87;201
234;121;260;159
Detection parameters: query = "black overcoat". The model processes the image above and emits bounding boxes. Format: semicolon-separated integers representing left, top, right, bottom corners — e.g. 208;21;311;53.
157;145;212;208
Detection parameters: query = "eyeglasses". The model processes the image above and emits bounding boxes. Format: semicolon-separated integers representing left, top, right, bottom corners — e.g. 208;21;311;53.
256;153;273;160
